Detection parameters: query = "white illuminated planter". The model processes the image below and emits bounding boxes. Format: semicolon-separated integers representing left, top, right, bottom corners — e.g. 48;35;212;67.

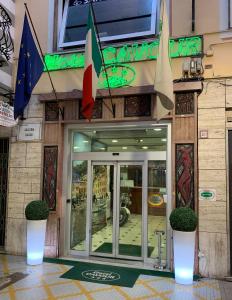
27;220;47;265
173;230;196;285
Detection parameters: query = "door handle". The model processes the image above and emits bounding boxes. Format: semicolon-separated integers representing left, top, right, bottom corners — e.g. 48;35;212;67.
66;199;71;204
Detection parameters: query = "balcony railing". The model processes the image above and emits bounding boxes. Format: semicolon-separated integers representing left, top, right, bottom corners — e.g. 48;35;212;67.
0;4;14;63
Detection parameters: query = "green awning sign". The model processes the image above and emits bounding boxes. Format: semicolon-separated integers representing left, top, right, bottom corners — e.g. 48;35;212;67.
199;189;216;201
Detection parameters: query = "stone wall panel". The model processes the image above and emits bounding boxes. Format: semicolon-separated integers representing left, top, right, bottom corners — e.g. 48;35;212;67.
198;108;225;139
199;169;226;202
199;201;227;233
199;232;229;278
198;139;225;169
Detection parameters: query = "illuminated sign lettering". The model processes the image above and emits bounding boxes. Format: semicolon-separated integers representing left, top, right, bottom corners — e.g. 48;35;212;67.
44;36;202;72
99;64;135;89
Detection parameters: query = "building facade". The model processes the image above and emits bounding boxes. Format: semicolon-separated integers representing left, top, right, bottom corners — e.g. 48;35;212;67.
1;0;232;278
0;0;15;251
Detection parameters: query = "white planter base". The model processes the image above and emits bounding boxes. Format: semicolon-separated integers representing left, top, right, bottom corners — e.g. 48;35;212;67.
173;230;196;285
27;220;47;265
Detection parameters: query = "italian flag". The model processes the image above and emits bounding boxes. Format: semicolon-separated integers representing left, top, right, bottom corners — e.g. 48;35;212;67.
82;6;102;120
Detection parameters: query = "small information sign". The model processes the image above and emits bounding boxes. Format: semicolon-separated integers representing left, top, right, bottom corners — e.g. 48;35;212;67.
18;123;42;141
199;189;216;201
0;101;18;127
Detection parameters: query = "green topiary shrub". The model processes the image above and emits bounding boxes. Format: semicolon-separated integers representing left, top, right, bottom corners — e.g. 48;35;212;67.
169;207;198;232
25;200;49;220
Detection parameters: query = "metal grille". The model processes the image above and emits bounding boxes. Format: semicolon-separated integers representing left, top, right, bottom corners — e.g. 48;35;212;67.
175;93;194;115
0;5;14;61
0;138;9;246
124;95;151;117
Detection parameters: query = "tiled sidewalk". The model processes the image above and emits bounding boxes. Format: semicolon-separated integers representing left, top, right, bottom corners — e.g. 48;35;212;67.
0;254;221;300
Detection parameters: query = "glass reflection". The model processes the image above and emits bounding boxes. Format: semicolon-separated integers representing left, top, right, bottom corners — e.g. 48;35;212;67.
91;165;114;255
70;160;87;251
118;165;142;257
147;160;167;267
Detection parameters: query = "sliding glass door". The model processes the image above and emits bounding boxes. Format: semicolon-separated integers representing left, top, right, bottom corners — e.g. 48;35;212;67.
90;161;144;260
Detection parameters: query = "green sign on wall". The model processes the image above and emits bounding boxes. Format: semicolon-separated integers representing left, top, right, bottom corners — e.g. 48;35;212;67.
44;35;202;72
199;189;216;201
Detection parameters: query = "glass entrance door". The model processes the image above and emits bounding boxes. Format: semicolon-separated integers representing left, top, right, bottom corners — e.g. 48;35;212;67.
90;163;116;256
90;162;144;260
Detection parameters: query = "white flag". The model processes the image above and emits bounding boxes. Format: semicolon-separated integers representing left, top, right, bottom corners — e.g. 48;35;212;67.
155;0;174;121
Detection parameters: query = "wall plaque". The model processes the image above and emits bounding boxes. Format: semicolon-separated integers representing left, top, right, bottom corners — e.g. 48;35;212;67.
199;130;208;139
199;189;216;201
18;123;41;141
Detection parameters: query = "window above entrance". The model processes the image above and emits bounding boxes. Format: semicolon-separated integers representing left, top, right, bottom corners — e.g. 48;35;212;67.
73;126;167;152
59;0;159;48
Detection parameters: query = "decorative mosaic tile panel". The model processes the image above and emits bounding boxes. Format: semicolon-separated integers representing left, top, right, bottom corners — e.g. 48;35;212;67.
42;146;58;210
176;144;194;209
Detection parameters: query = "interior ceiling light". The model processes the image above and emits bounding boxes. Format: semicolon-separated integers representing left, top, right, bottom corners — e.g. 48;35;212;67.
142;146;148;149
122;146;127;150
100;147;105;150
112;139;118;143
154;128;162;131
161;138;167;142
139;139;144;142
83;140;89;143
74;146;80;149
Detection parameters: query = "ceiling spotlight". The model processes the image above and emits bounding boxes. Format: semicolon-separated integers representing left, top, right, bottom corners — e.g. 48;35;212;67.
142;146;148;149
154;128;162;131
112;139;118;143
161;138;167;142
139;139;144;142
122;146;127;150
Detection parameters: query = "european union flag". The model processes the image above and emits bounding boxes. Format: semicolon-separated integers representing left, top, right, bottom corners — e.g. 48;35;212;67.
14;14;44;119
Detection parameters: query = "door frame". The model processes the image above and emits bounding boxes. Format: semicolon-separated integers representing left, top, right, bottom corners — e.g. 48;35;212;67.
62;121;172;268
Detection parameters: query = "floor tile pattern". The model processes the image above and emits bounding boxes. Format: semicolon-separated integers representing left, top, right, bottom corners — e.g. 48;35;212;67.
0;254;222;300
75;215;166;261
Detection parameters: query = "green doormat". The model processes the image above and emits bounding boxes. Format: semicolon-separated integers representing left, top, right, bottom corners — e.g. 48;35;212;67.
60;261;140;287
95;242;154;257
44;257;175;280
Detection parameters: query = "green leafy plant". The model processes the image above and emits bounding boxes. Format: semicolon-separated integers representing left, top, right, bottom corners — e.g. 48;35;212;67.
169;207;198;232
25;200;49;220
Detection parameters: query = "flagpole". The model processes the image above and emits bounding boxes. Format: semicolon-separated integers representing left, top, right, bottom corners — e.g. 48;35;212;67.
90;1;115;118
23;3;64;120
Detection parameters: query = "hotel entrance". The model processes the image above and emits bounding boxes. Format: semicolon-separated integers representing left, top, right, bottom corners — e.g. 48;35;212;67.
65;123;171;268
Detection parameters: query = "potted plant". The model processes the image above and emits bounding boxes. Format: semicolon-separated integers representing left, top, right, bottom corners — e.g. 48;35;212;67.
25;200;49;265
169;207;198;285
